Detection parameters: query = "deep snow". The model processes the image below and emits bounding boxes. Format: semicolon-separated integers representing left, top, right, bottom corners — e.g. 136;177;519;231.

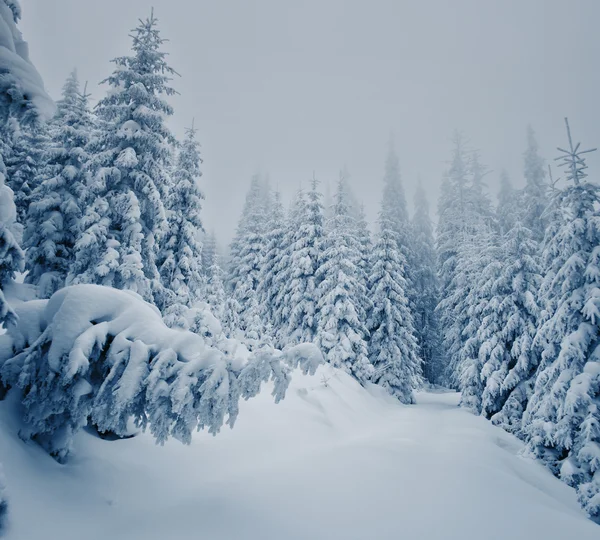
0;365;598;540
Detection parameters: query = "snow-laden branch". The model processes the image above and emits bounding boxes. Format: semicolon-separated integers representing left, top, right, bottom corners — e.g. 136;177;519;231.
0;284;322;461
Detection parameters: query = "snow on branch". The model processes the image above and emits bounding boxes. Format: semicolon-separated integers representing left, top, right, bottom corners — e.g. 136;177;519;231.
0;285;322;461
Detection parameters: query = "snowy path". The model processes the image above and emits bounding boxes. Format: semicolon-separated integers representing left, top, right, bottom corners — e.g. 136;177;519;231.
1;366;598;540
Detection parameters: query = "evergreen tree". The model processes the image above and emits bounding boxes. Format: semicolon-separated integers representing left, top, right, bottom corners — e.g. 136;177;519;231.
201;230;218;279
227;174;268;340
523;121;600;519
23;71;94;298
0;158;24;328
412;183;443;384
381;141;413;291
5;122;52;224
316;176;372;382
286;177;326;344
522;126;548;242
157;122;204;314
496;170;518;235
436;135;470;388
270;188;305;346
367;202;421;403
69;11;176;302
257;190;286;330
478;223;541;432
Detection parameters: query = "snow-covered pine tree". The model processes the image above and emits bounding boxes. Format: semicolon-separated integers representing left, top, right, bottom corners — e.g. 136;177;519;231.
68;10;176;302
381;141;414;299
316;175;372;382
522;126;548;242
227;174;268;341
412;182;443;384
496;169;518;235
522;120;600;520
23;71;95;298
286;176;326;344
367;199;421;403
201;229;218;279
436;134;470;388
447;225;498;412
5;121;52;224
476;222;541;432
268;188;304;346
157;121;204;319
257;190;286;330
438;139;495;389
0;150;24;329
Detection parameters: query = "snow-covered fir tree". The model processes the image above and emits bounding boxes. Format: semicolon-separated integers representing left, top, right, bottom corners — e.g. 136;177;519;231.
477;222;541;432
268;188;305;346
367;197;421;403
286;176;326;344
316;175;372;382
68;10;176;302
381;141;413;297
496;169;518;235
23;70;95;298
523;121;600;520
436;135;471;388
257;190;287;331
227;174;268;341
5;121;52;224
157;121;204;319
522;125;548;242
411;183;443;384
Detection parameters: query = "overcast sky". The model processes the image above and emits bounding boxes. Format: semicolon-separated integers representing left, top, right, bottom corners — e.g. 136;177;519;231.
20;0;600;244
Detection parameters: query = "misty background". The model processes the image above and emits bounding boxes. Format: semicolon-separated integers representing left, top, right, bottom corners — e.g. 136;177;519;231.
20;0;600;243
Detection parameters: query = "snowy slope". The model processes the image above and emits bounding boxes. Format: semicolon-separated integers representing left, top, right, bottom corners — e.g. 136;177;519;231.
0;366;598;540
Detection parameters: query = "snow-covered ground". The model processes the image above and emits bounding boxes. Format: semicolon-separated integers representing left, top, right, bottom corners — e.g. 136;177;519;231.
0;365;598;540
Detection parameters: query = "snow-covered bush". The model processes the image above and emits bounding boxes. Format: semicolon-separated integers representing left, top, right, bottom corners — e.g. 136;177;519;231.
0;284;322;461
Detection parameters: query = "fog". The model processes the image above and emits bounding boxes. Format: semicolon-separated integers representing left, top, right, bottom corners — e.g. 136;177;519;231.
20;0;600;243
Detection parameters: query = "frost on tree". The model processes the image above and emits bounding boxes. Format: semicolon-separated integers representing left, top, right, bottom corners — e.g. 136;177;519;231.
157;121;205;321
522;121;600;520
24;71;95;298
316;176;372;383
411;183;443;384
69;11;176;302
0;284;323;461
367;208;421;403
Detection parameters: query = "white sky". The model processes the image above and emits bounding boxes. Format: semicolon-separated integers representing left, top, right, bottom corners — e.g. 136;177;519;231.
20;0;600;244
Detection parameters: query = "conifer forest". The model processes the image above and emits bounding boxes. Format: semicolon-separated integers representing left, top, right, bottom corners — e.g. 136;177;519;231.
0;2;598;539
